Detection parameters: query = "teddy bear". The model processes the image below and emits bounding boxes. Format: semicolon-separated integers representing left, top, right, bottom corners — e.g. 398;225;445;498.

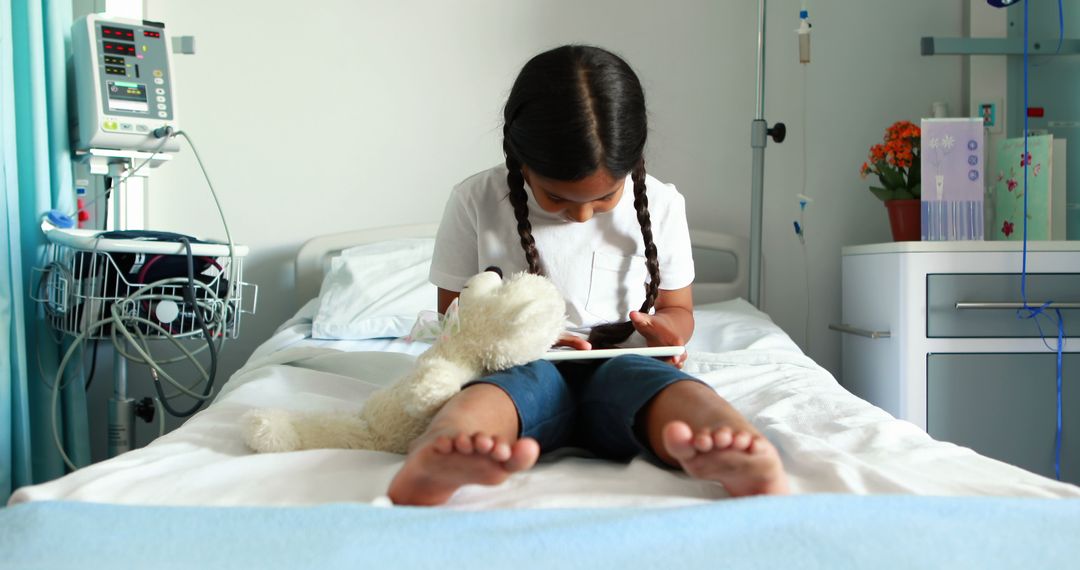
241;268;566;455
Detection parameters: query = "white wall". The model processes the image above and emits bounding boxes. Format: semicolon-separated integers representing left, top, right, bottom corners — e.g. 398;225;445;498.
118;0;965;440
758;1;966;373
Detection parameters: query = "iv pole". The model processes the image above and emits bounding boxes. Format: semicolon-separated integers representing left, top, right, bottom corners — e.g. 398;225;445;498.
749;0;786;307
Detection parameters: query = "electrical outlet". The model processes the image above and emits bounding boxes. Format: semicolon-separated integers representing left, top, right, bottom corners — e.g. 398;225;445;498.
976;98;1003;134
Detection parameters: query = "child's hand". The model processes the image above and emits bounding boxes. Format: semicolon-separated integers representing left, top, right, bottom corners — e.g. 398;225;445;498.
629;311;688;368
552;332;592;351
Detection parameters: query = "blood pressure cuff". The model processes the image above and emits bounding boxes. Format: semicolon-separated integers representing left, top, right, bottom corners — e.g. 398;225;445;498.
89;230;227;295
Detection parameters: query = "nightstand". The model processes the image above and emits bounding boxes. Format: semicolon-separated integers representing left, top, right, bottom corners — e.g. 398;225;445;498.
835;241;1080;482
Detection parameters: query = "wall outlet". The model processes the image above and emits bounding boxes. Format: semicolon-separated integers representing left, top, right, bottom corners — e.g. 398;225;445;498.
976;98;1003;134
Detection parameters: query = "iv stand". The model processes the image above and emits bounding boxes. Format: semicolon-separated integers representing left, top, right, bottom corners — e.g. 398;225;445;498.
749;0;786;308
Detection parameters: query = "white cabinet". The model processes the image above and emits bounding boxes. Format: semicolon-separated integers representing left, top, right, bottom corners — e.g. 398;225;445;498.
836;241;1080;482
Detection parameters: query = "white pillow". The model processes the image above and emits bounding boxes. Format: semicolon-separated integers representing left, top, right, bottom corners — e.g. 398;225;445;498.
311;238;437;339
687;299;803;354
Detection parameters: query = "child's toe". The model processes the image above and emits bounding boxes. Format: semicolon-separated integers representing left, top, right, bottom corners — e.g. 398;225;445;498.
732;431;752;451
712;427;734;449
434;435;454;454
473;433;494;454
661;421;698;462
693;430;714;452
454;433;474;454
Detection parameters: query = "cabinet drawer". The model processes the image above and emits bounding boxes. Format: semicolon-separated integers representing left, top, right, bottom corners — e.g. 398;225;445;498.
927;353;1079;482
927;273;1080;338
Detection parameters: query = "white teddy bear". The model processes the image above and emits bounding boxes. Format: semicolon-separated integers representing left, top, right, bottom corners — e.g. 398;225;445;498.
241;268;566;455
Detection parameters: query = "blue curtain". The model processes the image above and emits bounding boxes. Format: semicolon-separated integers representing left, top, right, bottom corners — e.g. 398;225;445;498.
2;0;90;505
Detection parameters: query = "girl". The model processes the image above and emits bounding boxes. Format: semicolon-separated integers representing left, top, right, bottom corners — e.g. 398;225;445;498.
388;45;788;506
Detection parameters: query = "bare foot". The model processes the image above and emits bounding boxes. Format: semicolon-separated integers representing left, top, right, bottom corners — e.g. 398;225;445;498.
387;430;540;506
661;420;789;497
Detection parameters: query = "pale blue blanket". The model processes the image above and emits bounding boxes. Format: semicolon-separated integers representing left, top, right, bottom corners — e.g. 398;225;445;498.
2;495;1078;569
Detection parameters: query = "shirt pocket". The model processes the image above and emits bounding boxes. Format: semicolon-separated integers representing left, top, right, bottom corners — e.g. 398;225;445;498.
584;251;650;321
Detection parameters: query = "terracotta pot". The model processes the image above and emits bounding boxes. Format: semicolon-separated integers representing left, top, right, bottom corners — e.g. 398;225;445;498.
884;199;921;241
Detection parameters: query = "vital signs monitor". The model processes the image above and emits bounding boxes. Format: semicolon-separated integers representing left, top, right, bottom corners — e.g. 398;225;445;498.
71;14;180;152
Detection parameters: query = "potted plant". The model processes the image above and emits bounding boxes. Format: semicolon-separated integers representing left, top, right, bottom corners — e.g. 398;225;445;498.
860;120;921;241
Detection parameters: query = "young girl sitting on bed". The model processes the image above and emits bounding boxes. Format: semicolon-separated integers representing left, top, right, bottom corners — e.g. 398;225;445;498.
388;45;788;505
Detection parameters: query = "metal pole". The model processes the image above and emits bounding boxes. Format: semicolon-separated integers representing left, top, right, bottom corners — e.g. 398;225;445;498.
107;343;134;457
749;0;767;307
755;0;767;121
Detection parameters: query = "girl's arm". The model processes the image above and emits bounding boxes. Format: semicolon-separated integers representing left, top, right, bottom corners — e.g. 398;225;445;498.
437;288;460;315
629;285;695;367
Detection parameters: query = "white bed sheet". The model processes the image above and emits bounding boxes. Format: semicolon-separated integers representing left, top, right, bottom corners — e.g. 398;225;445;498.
11;299;1079;507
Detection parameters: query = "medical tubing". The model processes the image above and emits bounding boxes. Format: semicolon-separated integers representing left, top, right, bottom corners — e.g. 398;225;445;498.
107;278;226;354
50;272;226;470
1020;0;1064;481
84;337;100;390
1056;0;1064;54
109;312;217;414
122;316;215;402
119;126;173;184
113;314;212;396
155;397;166;437
133;325;214;401
47;127;242;464
173;131;236;304
800;64;810;351
145;238;217;417
112;317;215;402
51;316;117;471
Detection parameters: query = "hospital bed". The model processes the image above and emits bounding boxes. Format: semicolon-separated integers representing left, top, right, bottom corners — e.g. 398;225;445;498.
3;225;1079;568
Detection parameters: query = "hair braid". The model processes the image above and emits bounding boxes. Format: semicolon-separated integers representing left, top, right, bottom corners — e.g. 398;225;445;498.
632;160;661;312
504;153;543;275
586;159;659;348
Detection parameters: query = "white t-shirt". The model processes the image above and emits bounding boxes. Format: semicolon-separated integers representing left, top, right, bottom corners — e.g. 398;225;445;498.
430;164;695;333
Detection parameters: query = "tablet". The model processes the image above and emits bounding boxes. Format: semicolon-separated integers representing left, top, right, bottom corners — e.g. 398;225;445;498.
540;346;686;362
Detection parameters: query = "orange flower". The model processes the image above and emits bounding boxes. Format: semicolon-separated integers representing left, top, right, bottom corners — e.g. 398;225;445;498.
870;144;886;162
860;120;921;197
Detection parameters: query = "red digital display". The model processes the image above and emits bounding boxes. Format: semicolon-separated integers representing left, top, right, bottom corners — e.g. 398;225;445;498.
101;26;135;41
103;42;136;56
143;30;161;38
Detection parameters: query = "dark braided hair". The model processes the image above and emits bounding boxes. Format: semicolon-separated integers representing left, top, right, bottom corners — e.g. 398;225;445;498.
502;45;660;347
504;154;543;275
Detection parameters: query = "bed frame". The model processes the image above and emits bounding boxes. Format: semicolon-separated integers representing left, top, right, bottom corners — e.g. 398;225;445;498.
295;224;748;306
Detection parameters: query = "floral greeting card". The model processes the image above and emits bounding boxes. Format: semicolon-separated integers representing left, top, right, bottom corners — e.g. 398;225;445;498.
920;118;985;240
992;135;1053;241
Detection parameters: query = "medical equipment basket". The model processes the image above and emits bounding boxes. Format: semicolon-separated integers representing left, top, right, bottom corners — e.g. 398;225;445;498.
33;225;256;339
32;224;257;460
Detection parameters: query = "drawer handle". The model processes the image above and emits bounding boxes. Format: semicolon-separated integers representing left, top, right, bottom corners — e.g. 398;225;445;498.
828;323;891;339
955;302;1080;310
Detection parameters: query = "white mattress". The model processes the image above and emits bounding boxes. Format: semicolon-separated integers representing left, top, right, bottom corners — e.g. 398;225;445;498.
11;299;1079;507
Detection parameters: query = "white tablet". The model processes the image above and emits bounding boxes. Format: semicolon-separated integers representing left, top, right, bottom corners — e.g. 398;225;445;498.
540;346;686;362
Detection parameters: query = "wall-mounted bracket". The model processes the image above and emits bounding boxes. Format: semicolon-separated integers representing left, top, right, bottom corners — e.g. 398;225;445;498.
922;36;1080;55
171;36;196;55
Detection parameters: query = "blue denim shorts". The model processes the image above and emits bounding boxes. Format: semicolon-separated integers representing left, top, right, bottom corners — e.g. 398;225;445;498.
463;354;701;462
